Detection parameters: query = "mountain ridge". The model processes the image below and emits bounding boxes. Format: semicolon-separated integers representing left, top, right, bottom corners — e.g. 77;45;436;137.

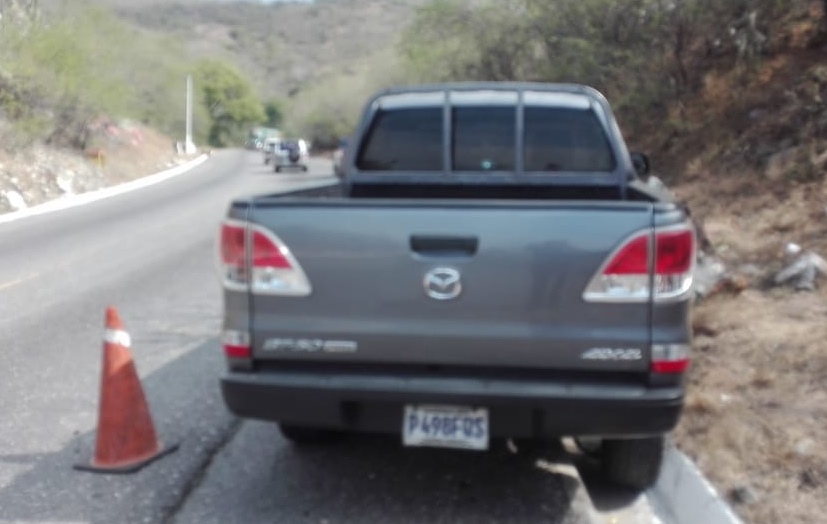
95;0;426;100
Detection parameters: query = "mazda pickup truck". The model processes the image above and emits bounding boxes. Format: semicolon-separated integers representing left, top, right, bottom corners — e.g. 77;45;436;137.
218;82;696;490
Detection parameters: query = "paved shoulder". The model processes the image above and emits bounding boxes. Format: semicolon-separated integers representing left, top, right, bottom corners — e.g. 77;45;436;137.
172;425;597;524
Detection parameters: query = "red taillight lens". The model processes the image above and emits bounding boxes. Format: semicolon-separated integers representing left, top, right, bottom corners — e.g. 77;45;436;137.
655;230;694;275
252;230;292;269
219;221;249;289
224;344;251;358
220;223;246;266
651;344;690;374
584;226;695;302
651;360;689;373
604;234;649;275
223;330;251;358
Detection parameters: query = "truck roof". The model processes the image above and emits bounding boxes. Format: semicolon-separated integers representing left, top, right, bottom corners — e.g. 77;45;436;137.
366;82;611;112
372;81;606;96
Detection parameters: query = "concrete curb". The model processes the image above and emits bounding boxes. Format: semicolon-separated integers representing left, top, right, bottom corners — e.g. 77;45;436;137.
647;444;744;524
0;154;209;225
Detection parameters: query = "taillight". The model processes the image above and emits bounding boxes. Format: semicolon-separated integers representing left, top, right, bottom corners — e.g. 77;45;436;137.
653;229;694;298
604;235;649;275
583;225;695;302
220;221;249;290
217;220;312;296
651;343;690;374
252;230;292;269
223;330;251;358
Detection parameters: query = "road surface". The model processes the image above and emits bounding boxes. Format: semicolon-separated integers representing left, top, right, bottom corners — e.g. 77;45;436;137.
0;150;657;524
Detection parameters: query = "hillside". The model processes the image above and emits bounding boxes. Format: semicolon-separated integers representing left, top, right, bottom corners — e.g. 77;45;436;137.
1;0;422;214
110;0;429;100
618;5;827;523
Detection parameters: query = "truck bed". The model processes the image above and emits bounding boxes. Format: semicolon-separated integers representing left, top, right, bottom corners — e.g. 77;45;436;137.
239;191;661;372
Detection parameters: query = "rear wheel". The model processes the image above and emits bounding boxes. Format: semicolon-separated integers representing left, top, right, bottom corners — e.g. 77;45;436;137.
278;424;341;445
601;436;665;490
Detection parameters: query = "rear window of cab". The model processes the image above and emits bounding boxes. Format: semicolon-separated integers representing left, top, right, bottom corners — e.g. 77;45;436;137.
356;98;616;173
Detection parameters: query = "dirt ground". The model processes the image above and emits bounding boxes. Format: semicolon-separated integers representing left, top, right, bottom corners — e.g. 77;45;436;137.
668;168;827;524
619;8;827;519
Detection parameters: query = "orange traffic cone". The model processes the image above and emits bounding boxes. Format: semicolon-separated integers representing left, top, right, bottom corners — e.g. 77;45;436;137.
75;307;177;473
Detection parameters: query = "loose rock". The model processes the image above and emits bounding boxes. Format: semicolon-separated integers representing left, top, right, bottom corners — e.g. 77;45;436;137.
3;190;26;210
730;485;760;505
773;247;827;291
799;468;824;490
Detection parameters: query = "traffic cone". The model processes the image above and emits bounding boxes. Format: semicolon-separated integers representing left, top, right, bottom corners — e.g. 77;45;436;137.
75;307;178;473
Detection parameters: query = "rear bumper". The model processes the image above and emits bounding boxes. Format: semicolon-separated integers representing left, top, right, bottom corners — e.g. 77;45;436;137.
221;370;684;439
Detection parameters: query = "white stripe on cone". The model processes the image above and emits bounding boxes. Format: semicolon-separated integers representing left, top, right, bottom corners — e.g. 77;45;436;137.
104;329;132;348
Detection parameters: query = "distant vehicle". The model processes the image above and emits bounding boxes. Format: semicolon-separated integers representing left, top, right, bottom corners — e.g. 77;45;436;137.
262;138;281;165
247;127;281;150
332;138;348;178
273;139;309;172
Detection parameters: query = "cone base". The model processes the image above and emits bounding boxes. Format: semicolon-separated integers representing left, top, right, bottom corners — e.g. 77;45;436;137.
74;442;179;474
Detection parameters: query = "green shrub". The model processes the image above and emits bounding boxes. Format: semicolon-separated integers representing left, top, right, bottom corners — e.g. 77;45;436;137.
399;0;795;128
0;1;255;149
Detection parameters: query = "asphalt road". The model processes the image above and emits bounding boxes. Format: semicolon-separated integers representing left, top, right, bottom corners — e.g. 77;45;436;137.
0;150;657;524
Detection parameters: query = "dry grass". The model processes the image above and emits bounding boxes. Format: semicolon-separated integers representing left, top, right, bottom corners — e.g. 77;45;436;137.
91;124;199;185
675;228;827;523
636;6;827;519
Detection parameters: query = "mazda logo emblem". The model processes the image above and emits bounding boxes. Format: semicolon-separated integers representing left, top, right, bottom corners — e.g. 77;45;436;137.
423;267;462;300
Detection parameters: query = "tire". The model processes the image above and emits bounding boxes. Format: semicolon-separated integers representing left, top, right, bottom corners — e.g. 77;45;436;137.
274;165;281;173
278;424;341;445
601;436;665;490
301;165;308;172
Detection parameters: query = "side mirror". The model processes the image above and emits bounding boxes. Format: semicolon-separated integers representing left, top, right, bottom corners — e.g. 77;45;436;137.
630;152;650;178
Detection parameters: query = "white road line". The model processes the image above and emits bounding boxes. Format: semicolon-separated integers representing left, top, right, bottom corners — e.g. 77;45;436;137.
0;272;38;291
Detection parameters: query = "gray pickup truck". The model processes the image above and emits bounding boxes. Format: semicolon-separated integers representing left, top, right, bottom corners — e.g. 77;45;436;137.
218;82;696;490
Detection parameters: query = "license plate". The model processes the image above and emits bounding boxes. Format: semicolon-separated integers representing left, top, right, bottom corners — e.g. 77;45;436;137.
402;405;489;450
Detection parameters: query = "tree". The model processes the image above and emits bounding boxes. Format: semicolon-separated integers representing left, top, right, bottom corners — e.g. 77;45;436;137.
194;59;265;147
400;0;792;132
263;99;284;128
0;2;203;148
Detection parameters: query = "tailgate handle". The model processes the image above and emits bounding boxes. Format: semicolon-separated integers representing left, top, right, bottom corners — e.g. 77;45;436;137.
410;235;478;257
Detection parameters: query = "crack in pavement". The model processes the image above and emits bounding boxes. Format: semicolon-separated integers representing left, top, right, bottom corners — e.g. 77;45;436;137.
161;418;243;524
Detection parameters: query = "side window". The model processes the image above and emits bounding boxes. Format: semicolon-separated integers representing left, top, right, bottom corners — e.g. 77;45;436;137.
523;107;615;172
356;108;443;171
451;106;515;172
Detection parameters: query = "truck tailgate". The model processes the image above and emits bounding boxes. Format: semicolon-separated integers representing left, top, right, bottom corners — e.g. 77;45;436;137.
248;200;654;372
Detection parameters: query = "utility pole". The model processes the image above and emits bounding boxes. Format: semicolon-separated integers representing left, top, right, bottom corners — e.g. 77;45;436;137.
185;74;196;154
